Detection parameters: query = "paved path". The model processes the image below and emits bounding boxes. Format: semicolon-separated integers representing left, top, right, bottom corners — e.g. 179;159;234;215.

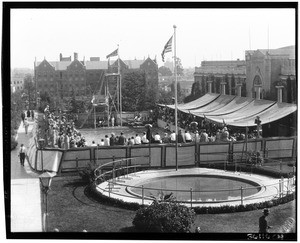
10;117;43;232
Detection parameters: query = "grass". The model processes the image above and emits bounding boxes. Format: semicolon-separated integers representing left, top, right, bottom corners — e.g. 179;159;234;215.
47;172;296;233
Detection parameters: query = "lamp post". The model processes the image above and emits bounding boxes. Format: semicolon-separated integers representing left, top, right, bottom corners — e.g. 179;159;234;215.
39;172;56;232
38;138;45;171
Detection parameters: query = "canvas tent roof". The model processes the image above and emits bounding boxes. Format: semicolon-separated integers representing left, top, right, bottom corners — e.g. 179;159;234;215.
164;94;297;127
166;93;219;110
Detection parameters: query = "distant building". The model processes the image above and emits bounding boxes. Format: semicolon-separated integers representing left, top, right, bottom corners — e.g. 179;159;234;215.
11;68;33;92
245;45;296;103
193;45;296;103
194;59;247;96
34;53;158;99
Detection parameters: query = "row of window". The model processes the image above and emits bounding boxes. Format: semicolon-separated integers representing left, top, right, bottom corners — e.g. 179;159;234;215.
11;81;23;84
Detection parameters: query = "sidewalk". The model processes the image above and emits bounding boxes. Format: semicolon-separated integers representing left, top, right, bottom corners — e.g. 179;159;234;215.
10;117;43;232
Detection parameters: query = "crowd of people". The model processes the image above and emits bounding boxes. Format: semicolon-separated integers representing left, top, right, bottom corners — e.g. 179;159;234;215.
37;103;262;149
157;105;261;143
38;105;88;149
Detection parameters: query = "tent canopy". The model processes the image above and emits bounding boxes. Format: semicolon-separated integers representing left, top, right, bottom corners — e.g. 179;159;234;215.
162;94;297;127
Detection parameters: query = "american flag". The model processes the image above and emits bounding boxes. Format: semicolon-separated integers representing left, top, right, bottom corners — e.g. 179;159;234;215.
161;36;173;62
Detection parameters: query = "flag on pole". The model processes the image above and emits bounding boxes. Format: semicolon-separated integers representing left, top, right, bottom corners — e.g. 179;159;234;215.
161;36;173;62
106;48;118;59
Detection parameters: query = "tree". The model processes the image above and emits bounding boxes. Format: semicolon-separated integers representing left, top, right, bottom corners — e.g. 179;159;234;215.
176;57;184;76
158;66;172;76
183;80;202;103
158;88;173;105
23;74;36;109
122;71;146;111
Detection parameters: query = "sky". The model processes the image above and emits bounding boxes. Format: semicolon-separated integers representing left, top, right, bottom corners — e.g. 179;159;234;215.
11;8;296;69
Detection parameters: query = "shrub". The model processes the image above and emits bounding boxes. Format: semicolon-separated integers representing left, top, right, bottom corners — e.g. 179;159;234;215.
11;136;18;150
78;164;96;184
132;200;195;232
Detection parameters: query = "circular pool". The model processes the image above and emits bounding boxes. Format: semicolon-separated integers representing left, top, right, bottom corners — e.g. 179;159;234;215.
96;168;280;207
127;175;261;202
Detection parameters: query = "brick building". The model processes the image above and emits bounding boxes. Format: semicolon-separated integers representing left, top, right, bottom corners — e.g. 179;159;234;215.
35;53;158;100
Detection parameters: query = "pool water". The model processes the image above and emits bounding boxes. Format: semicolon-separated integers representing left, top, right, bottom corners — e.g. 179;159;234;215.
130;175;261;202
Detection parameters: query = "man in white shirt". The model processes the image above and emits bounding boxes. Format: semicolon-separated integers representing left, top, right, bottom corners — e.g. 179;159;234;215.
99;139;105;146
184;131;192;143
91;141;97;147
154;133;161;143
141;132;149;144
134;134;141;145
104;135;110;146
170;130;176;143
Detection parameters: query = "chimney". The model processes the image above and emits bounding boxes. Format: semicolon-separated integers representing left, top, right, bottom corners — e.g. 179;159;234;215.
59;53;62;61
74;52;78;60
276;85;284;103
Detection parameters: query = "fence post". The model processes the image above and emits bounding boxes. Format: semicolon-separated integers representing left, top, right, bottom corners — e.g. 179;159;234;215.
240;186;243;205
281;176;284;197
76;157;78;170
108;180;111;197
112;164;115;186
279;179;281;198
126;159;129;179
190;188;193;208
293;166;295;185
142;185;144;205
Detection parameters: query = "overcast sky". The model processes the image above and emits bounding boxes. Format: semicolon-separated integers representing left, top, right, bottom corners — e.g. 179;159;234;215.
11;8;295;69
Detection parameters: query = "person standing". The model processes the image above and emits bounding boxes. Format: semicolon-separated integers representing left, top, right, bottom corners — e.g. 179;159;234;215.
24;119;29;134
134;134;141;145
104;135;110;146
18;144;26;166
170;130;176;143
178;130;185;143
27;110;31;119
184;130;192;143
259;208;272;233
21;112;25;124
141;132;149;144
110;133;116;146
31;110;35;120
119;132;126;145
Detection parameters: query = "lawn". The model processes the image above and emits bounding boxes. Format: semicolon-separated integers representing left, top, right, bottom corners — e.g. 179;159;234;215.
47;174;296;234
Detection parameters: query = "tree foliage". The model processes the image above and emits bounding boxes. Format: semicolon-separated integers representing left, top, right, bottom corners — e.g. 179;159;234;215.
176;57;184;76
183;80;202;103
133;200;195;232
122;71;146;111
158;66;172;76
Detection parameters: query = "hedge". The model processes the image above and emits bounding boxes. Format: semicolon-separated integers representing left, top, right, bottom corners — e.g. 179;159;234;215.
87;183;295;214
203;163;293;178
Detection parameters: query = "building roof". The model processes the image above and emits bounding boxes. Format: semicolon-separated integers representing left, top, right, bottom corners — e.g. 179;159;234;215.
122;59;145;69
247;45;295;59
85;61;108;70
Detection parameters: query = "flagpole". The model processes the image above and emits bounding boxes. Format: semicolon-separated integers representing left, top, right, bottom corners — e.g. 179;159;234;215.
117;45;122;127
173;25;178;171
